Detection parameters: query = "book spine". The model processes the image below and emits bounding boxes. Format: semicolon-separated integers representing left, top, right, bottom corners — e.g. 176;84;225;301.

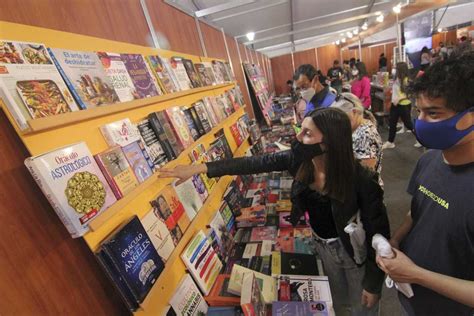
189;106;206;135
47;48;87;110
148;113;176;161
24;158;83;238
94;155;123;199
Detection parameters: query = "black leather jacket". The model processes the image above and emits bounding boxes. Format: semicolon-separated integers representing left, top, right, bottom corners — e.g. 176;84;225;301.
206;150;390;294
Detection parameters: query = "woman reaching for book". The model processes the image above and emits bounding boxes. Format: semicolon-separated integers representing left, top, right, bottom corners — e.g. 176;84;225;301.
159;107;390;316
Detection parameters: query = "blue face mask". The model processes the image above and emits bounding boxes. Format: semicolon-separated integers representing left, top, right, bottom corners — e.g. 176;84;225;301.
414;107;474;150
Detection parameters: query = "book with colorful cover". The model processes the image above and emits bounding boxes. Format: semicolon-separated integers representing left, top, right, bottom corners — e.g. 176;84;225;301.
182;58;202;88
145;55;179;93
170;274;209;316
48;48;119;109
271;251;319;276
148;112;178;161
172;178;204;220
194;62;215;86
204;274;240;306
100;118;141;147
272;301;329;316
97;51;138;102
180;106;200;141
170;56;192;90
165;106;194;148
250;226;277;242
204;96;225;123
214;96;230;119
201;97;220;127
226;90;240;112
240;273;267;316
0;40;80;130
227;264;276;304
219;201;236;234
99;215;164;303
182;104;205;138
24;141;116;238
213;128;234;159
181;230;223;296
193;100;212;132
224;62;235;81
94;146;139;199
140;208;175;262
236;205;266;228
230;122;244;146
150;185;191;245
277;275;332;305
120;53;161;98
122;141;153;183
220;94;235;116
189;143;216;191
191;174;209;202
136;118;169;169
211;61;225;84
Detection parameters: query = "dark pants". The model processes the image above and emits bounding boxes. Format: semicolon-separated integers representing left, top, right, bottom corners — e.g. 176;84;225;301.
388;103;413;142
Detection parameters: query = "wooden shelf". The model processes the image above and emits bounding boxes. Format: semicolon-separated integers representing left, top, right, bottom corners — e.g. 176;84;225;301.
25;83;235;134
88;106;245;233
138;138;250;315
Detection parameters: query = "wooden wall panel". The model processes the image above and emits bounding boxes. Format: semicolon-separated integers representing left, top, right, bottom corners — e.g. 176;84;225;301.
342;49;352;61
445;30;457;46
271;54;293;95
385;42;396;72
316;45;341;75
361;47;370;69
367;45;384;75
200;22;227;60
0;109;128;315
293;49;318;72
0;0;150;46
146;0;202;56
432;33;444;48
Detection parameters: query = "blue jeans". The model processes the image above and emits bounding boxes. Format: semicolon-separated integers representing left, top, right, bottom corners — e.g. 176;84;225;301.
313;236;380;316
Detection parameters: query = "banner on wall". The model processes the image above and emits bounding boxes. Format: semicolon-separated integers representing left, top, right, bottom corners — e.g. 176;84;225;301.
403;12;433;68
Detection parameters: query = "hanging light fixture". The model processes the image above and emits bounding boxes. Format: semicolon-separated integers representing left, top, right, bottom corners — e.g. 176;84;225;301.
341;38;346;43
362;22;368;30
246;32;255;41
353;28;359;35
336;40;340;45
376;14;384;23
347;32;353;38
393;3;401;14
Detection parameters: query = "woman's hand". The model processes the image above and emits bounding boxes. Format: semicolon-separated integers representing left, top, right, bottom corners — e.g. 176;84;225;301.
361;289;379;308
158;164;207;185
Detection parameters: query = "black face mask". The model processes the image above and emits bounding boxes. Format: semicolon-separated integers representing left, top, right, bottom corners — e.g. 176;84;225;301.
291;139;326;161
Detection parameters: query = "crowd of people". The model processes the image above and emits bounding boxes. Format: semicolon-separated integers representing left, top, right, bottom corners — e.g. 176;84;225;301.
160;47;473;315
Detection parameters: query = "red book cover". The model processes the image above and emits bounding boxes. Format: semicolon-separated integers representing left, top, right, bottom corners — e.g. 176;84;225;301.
229;122;243;146
164;106;194;148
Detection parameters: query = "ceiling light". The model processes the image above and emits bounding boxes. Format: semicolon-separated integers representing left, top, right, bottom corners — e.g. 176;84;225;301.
376;14;384;23
362;23;368;30
246;32;255;41
438;28;443;33
336;40;340;45
393;4;401;14
347;32;353;38
341;38;346;43
353;29;359;35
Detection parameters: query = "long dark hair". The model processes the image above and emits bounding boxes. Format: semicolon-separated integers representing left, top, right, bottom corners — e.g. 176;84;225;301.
355;61;368;80
295;108;355;202
396;62;409;93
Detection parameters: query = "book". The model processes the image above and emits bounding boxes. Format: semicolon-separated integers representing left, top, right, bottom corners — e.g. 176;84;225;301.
140;208;175;262
207;307;240;316
181;230;223;296
145;55;179;93
24;141;116;238
211;61;225;84
120;53;160;98
271;251;320;276
272;301;329;316
227;264;276;304
240;272;267;316
236;205;266;228
213;128;233;159
0;41;80;130
122;141;153;183
194;62;215;86
201;97;220;127
136;118;169;168
170;57;192;90
181;104;204;138
94;146;139;199
165;106;194;148
169;274;208;316
190;174;209;202
99;216;164;303
205;274;240;306
148;112;178;161
204;96;225;123
150;185;191;245
172;178;204;220
250;226;277;242
193;100;212;132
182;58;202;88
230;122;244;146
100;118;141;147
276;275;332;305
97;51;138;102
48;48;119;109
180;106;201;141
189;143;216;191
218;201;236;234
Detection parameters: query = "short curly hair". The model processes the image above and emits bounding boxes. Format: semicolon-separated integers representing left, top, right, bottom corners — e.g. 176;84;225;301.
408;50;474;112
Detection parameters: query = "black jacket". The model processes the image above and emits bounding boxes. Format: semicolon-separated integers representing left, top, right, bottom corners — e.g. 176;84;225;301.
206;150;390;294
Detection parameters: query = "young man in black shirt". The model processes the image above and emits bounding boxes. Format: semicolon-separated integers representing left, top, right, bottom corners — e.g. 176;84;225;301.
379;53;387;71
377;51;474;315
327;60;343;95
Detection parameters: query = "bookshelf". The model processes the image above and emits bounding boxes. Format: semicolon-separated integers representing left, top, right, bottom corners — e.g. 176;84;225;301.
0;21;250;315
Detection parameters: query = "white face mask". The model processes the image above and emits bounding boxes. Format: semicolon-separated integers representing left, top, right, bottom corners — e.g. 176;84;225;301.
352;69;359;76
300;88;316;102
391;68;397;77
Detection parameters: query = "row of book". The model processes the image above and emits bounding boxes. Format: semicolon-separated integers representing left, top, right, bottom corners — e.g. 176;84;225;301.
242;62;270;110
0;39;237;131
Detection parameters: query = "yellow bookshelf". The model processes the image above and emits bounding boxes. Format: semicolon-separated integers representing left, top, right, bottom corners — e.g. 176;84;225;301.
0;21;251;315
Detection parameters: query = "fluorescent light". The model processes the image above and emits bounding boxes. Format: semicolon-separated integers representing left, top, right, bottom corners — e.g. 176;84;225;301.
393;4;401;14
336;40;340;45
246;32;255;41
353;29;359;35
376;14;384;23
341;38;346;43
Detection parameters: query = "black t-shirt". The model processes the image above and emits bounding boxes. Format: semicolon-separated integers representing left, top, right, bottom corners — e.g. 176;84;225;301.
327;67;343;87
399;150;474;316
379;57;387;68
306;190;338;239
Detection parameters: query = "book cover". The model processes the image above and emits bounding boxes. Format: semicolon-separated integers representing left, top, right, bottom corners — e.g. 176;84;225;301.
226;90;240;112
120;53;160;98
207;96;227;123
97;51;138;102
189;144;216;191
182;58;202;88
0;41;80;130
230;122;244;146
193;100;212;132
240;273;267;316
216;95;234;117
165;106;194;148
279;212;293;228
155;110;184;158
194;62;215;86
100;118;142;147
145;55;179;94
227;264;276;304
277;275;332;305
136;118;169;168
100;216;164;303
181;230;223;296
218;201;235;234
24;142;117;238
224;62;235;81
148;112;177;161
182;104;204;138
169;274;208;316
94;146;139;199
250;226;277;242
271;252;319;276
204;274;240;306
170;56;192;90
213;129;233;159
150;185;191;245
211;61;225;84
203;97;224;124
272;301;329;316
140;208;175;262
122;141;153;183
48;48;119;109
236;205;266;228
201;97;220;127
180;106;201;141
172;178;204;220
223;180;245;215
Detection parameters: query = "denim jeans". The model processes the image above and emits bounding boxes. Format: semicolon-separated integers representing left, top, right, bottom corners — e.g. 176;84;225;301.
313;236;380;316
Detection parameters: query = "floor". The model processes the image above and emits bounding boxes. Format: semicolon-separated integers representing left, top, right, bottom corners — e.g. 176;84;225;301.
377;126;425;316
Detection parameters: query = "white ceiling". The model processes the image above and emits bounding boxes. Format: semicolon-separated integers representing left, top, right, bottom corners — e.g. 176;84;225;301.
165;0;474;57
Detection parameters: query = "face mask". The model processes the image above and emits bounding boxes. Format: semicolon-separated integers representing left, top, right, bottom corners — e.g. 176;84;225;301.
291;139;326;161
391;68;397;77
352;70;359;76
300;87;316;102
414;107;474;150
